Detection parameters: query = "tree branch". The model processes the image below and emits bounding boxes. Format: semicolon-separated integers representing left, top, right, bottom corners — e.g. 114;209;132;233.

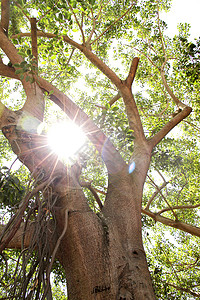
80;181;103;210
157;203;200;215
125;57;139;88
168;283;200;298
148;106;192;149
66;0;86;44
147;175;177;219
1;0;10;36
0;223;33;250
90;2;135;46
30;18;38;67
0;62;19;79
145;181;168;210
142;209;200;238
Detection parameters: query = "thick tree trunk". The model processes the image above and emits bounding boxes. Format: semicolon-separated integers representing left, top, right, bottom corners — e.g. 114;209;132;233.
55;188;155;300
54;160;155;299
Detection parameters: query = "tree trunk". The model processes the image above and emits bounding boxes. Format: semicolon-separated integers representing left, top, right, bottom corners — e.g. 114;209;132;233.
55;182;156;300
54;155;155;300
1;116;155;299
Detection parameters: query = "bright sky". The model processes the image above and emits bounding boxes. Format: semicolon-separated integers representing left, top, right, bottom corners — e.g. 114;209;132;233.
161;0;200;40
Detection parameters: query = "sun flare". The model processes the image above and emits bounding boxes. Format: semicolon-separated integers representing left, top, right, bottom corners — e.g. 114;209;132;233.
47;121;86;162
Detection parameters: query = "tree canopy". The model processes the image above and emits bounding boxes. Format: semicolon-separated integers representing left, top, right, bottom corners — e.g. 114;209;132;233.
0;0;199;299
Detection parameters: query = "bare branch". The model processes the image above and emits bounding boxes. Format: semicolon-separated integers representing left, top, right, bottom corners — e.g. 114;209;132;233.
30;18;38;67
109;91;121;107
145;181;168;210
131;47;159;69
160;63;186;109
86;8;96;45
148;106;192;149
156;0;166;58
0;62;19;79
1;0;10;36
157;203;200;215
125;57;139;88
66;0;86;44
168;283;200;298
0;27;23;65
147;175;177;219
50;47;75;83
142;209;200;238
80;181;103;210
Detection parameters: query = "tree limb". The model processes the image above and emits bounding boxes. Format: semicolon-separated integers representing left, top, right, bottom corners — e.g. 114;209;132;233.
142;209;200;238
90;2;135;46
148;106;192;149
125;57;139;88
157;203;200;215
0;223;33;250
145;181;168;210
1;0;10;36
30;18;38;66
80;181;103;210
147;175;177;219
0;62;19;79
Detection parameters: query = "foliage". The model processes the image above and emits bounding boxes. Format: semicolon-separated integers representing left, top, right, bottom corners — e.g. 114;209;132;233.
0;0;199;298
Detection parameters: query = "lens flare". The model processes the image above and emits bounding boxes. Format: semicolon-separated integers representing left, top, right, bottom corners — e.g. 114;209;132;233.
129;161;136;174
47;121;86;162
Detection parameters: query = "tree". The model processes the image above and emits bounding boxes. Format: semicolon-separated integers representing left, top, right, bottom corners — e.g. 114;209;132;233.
0;0;199;299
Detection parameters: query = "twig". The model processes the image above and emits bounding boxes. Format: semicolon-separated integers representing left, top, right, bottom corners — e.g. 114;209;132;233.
147;175;178;219
50;47;75;83
156;0;166;58
168;283;200;298
90;3;135;45
37;0;59;23
145;181;168;210
65;0;85;44
157;203;200;216
13;1;30;21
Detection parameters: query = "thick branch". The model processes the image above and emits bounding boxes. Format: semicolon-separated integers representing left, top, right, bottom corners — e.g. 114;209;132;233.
0;27;23;65
0;62;19;79
0;223;33;249
0;28;45;121
1;0;10;36
30;18;38;65
11;31;123;89
125;57;139;88
142;209;200;238
149;106;192;149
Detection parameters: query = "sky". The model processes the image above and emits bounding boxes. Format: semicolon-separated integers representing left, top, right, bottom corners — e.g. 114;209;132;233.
161;0;200;40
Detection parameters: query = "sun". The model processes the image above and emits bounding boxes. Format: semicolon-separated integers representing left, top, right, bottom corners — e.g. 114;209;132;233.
47;120;86;162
